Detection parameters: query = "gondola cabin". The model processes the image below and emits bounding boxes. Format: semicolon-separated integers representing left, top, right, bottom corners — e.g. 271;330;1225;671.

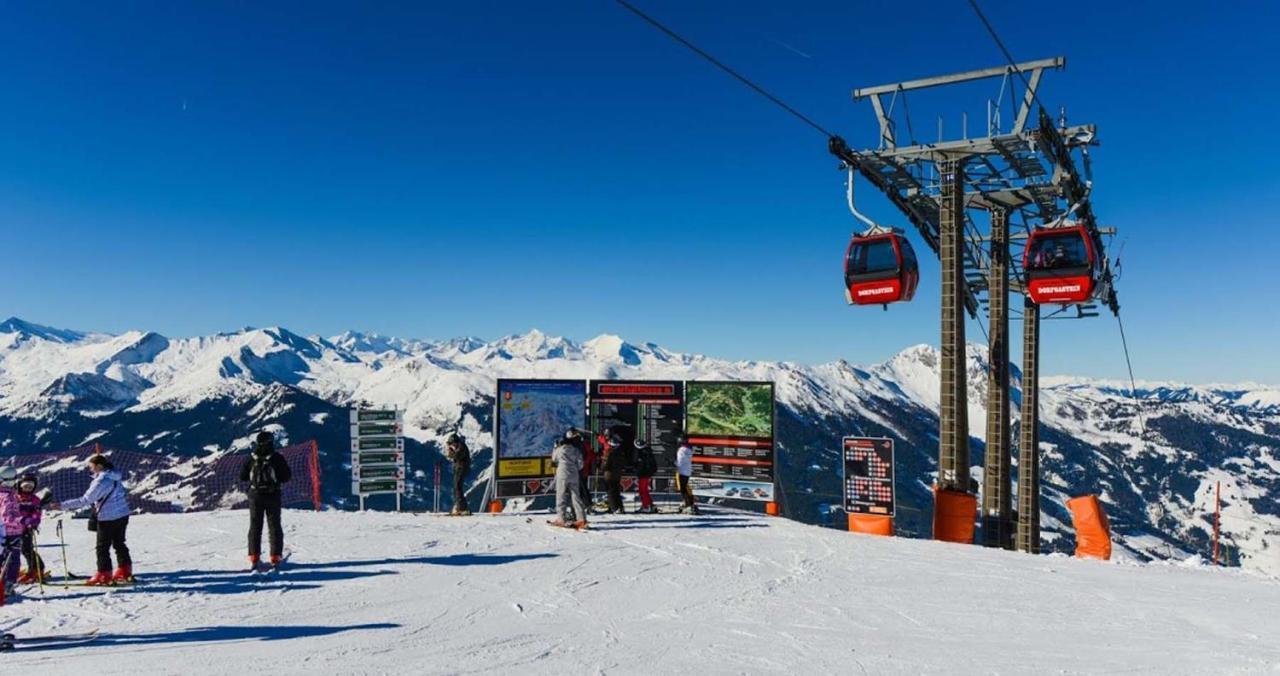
844;232;919;306
1023;225;1099;305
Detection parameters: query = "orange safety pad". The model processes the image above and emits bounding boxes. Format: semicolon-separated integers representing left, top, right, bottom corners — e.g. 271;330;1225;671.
933;488;977;544
1067;494;1112;560
847;513;894;536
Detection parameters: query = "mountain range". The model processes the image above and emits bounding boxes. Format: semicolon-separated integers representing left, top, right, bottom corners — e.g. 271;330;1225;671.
2;316;1277;574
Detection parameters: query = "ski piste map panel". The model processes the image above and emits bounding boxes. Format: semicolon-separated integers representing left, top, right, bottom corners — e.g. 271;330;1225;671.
494;379;586;499
350;408;406;497
685;381;776;502
842;436;895;516
589;380;684;494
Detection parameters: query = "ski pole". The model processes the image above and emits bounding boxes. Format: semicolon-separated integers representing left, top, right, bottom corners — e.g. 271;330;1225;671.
56;519;70;590
32;530;44;597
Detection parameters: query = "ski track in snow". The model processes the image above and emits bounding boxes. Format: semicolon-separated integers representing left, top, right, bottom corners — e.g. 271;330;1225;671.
0;509;1276;674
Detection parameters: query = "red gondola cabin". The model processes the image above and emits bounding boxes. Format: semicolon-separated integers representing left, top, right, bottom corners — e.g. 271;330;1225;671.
1023;225;1100;305
844;232;919;306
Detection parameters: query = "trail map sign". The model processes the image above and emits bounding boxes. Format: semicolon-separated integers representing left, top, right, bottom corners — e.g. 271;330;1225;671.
350;408;406;502
686;381;776;502
494;379;586;499
842;436;895;516
589;380;684;494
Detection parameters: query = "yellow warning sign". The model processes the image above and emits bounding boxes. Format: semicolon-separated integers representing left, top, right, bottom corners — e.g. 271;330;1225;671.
499;458;545;478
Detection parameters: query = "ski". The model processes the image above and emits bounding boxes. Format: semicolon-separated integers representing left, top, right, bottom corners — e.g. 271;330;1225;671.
0;629;101;651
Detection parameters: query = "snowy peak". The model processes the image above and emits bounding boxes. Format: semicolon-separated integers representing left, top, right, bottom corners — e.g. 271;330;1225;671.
0;316;90;344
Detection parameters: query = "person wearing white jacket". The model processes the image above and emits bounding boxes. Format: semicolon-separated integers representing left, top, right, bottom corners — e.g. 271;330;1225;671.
675;438;699;515
50;455;132;586
550;429;588;529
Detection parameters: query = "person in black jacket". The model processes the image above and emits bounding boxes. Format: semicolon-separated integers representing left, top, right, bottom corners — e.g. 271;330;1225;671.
239;431;292;569
601;424;634;514
445;433;471;516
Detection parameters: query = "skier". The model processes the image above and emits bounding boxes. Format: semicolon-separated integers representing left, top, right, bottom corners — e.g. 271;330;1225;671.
15;474;48;584
238;431;292;570
634;439;657;514
601;424;634;514
0;467;23;598
445;433;471;516
48;455;133;586
675;437;699;515
578;433;597;512
550;428;588;529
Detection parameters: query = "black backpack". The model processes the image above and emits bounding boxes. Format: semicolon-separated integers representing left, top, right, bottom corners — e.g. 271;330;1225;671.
449;441;471;467
636;447;657;477
249;454;280;493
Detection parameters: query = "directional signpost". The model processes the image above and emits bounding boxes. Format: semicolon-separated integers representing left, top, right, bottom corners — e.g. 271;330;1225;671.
350;408;406;510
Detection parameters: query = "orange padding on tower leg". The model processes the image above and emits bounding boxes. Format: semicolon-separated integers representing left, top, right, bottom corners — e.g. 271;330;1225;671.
933;488;977;544
1067;494;1112;560
765;502;780;516
847;513;894;536
488;500;504;514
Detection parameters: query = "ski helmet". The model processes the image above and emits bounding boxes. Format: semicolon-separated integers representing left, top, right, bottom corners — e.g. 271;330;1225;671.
0;466;15;482
446;433;462;446
18;473;37;491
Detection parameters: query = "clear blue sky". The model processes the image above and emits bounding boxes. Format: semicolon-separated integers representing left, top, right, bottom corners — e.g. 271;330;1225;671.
2;1;1277;383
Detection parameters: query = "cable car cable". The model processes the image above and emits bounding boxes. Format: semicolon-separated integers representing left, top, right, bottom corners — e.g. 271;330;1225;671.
1114;311;1147;437
614;0;837;140
964;0;1049;116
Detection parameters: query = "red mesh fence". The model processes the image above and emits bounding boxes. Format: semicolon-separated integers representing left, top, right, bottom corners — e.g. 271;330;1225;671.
5;441;322;514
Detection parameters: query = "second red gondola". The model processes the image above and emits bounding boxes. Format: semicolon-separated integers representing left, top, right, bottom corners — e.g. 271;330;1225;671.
1022;224;1100;305
844;231;919;306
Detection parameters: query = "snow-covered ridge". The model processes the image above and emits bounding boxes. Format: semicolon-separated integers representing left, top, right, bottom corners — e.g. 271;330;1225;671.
3;317;1280;575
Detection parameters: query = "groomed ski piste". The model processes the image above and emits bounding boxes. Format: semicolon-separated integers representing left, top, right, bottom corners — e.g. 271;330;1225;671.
2;508;1278;674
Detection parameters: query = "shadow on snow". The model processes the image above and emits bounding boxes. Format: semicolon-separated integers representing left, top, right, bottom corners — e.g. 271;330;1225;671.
15;623;401;652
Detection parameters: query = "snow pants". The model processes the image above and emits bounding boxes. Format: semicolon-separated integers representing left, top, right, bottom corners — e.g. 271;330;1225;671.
452;463;468;512
556;475;587;523
21;530;44;574
638;477;653;509
95;516;131;573
676;474;695;509
604;472;624;513
1;535;20;584
247;493;284;558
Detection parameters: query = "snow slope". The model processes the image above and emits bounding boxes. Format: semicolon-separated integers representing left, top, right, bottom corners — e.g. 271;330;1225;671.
2;509;1277;674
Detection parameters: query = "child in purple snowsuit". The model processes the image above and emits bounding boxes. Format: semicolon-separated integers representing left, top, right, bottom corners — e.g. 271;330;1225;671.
0;468;25;595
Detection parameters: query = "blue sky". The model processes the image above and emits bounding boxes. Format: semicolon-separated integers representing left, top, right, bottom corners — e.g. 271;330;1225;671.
1;1;1277;383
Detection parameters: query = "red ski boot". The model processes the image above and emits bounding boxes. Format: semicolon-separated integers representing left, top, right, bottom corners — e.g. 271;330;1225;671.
85;571;113;586
269;555;282;568
112;566;133;584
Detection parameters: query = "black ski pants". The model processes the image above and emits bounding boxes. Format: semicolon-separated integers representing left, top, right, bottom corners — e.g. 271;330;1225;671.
676;473;695;509
248;492;284;558
21;530;44;573
96;516;132;573
452;463;469;512
604;471;624;513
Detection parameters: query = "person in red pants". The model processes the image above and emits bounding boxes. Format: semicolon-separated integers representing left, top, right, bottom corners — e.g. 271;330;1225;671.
635;440;657;514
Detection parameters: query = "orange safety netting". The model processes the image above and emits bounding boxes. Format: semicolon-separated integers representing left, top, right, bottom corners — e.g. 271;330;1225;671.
1067;494;1112;560
933;487;977;544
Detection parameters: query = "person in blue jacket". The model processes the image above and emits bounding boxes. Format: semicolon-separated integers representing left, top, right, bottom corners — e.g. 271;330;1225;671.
49;455;132;586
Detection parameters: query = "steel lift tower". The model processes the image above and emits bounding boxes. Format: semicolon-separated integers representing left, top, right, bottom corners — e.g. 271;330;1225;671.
828;57;1120;551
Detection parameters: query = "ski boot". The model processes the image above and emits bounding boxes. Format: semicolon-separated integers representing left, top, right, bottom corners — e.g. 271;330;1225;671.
112;566;134;584
269;555;283;569
248;554;261;571
573;520;588;530
17;570;36;585
85;571;113;586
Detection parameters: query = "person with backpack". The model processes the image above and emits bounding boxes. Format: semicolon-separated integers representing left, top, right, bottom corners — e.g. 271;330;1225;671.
445;433;471;516
238;431;292;569
634;440;658;514
16;473;49;584
48;455;133;586
550;428;588;529
675;437;699;515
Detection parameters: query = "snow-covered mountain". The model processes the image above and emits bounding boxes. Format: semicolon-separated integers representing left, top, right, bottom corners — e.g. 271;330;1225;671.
2;316;1278;574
